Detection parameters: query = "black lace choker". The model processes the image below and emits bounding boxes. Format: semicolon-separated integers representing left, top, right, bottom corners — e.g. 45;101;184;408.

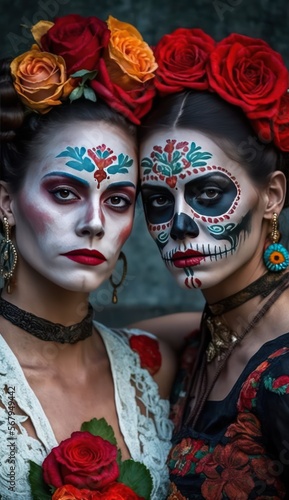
205;271;289;362
0;296;93;343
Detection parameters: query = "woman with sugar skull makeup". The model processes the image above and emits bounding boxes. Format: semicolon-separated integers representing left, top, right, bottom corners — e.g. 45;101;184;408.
139;29;289;498
0;14;185;500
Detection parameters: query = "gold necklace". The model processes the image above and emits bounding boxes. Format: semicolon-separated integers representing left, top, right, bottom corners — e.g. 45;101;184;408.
206;315;237;362
205;271;289;363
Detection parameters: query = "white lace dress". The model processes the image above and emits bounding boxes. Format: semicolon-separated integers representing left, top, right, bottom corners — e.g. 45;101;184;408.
0;321;173;500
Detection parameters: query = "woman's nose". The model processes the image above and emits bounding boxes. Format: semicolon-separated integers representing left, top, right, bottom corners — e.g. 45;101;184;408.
75;203;105;238
170;212;199;241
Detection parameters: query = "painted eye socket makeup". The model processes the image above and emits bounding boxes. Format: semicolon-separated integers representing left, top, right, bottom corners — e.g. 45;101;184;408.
185;173;237;216
142;188;175;223
142;172;238;224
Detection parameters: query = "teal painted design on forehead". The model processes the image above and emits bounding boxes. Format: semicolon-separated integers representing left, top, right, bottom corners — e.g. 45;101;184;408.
43;171;90;186
56;144;134;188
141;139;213;188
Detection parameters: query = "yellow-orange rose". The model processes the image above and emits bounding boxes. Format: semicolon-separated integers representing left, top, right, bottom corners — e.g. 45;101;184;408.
31;20;54;46
105;15;157;90
10;46;74;113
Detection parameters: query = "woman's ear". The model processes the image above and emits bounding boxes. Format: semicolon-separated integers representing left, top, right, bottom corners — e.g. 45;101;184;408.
0;182;16;226
263;171;287;220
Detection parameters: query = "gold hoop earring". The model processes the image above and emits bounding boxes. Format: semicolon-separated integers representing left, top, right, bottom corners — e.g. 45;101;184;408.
109;251;127;304
0;217;18;293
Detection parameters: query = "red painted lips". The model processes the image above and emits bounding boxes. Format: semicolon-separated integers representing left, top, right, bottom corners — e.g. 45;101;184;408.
62;249;107;266
172;250;205;268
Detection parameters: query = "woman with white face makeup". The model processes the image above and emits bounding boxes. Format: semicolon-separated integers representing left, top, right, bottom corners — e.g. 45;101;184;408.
140;29;289;499
0;14;179;499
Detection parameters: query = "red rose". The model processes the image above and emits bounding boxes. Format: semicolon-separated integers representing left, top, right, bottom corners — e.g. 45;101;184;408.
208;33;288;119
40;14;110;75
52;484;100;500
102;481;144;499
273;92;289;151
90;59;156;125
250;117;273;144
43;431;119;490
154;28;215;95
129;334;161;375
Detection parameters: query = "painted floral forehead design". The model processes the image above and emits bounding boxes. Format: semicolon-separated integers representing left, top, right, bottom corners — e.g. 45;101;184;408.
141;139;213;188
152;29;289;152
56;144;134;188
10;14;157;124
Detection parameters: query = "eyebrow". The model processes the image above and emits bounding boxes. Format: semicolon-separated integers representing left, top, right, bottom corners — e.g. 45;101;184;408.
141;183;169;192
42;171;90;187
106;181;136;190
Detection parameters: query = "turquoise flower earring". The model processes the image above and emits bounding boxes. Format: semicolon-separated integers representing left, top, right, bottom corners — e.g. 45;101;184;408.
263;213;289;272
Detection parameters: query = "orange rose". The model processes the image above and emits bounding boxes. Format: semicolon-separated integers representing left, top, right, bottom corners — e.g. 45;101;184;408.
52;484;100;499
104;15;157;90
10;46;74;113
31;20;54;46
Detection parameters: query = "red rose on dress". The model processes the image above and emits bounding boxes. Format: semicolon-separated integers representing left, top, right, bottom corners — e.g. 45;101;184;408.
52;484;100;499
154;28;215;95
129;334;161;375
208;33;288;120
43;431;119;490
40;14;110;75
273;92;289;152
101;481;145;499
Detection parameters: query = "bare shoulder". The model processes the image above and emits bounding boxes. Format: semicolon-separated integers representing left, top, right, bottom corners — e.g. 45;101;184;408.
128;311;202;351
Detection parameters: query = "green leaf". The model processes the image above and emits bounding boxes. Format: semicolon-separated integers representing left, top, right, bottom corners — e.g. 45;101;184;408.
143;168;151;175
29;461;52;500
69;86;84;102
81;418;117;446
70;69;98;80
83;86;97;102
119;460;153;500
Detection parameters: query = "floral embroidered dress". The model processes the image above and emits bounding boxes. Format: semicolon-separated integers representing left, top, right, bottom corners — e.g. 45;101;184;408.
0;322;173;499
168;331;289;499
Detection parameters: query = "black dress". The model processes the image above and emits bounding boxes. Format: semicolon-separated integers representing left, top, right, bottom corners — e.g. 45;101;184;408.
168;331;289;499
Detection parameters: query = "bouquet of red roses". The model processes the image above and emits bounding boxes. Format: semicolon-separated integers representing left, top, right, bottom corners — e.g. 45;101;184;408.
29;418;152;500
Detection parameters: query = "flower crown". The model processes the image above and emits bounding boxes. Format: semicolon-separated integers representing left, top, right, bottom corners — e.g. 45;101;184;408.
9;14;158;124
152;28;289;152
